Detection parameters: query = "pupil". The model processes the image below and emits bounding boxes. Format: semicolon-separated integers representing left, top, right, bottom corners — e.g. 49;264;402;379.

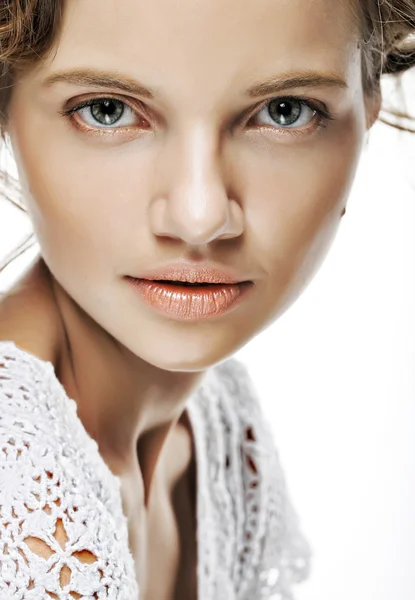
102;100;115;113
269;99;302;126
92;99;124;125
278;102;292;116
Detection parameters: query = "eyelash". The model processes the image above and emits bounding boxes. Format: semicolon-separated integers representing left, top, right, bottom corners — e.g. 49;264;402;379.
247;96;333;137
59;97;148;133
60;95;333;137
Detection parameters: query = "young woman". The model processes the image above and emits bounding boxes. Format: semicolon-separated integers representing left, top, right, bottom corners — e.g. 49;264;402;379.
0;1;414;599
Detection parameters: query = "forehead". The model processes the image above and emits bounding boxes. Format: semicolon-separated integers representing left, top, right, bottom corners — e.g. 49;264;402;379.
47;0;360;96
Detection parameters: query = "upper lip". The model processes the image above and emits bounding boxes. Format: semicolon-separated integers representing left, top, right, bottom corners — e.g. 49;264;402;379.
128;262;250;284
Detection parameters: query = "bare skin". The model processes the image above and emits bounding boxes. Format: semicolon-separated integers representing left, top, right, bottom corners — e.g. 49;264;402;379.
0;0;380;596
0;260;198;598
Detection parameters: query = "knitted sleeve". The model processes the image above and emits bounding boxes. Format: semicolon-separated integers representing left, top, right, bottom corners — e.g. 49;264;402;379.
219;359;312;599
0;359;137;600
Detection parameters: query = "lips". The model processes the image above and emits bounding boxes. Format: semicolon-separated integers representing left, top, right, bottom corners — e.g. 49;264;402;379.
125;264;253;320
132;264;246;285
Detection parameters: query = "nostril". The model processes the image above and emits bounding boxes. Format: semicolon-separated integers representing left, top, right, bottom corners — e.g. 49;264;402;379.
149;191;243;245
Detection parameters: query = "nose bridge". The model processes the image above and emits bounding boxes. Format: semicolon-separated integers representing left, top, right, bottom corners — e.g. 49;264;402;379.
152;124;242;245
173;126;227;225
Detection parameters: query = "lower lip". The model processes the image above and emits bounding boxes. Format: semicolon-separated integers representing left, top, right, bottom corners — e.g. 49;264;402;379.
126;278;253;320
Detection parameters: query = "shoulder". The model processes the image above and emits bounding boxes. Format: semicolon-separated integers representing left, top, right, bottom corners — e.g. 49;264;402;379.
210;356;255;399
197;357;259;411
0;436;137;599
195;358;312;597
0;341;124;509
203;356;272;442
0;258;63;366
0;343;96;507
0;345;138;598
0;340;62;443
193;356;273;462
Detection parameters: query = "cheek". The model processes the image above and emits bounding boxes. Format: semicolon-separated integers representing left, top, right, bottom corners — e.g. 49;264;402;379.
9;113;154;275
238;114;364;301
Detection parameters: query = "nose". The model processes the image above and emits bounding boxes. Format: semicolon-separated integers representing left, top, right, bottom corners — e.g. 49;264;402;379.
149;128;244;245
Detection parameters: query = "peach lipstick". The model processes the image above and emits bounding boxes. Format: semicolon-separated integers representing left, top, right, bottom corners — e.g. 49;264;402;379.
125;265;252;320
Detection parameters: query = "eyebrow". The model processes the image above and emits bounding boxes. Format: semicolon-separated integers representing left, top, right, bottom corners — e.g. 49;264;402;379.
246;72;348;97
42;69;156;99
42;68;347;99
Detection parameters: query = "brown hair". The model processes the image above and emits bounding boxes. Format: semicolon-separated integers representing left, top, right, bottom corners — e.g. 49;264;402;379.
0;0;414;272
359;0;415;90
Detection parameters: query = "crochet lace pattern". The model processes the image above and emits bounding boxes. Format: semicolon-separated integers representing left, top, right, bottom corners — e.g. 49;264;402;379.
0;341;311;599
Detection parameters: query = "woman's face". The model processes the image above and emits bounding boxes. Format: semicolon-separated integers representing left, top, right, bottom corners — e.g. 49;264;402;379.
7;0;378;370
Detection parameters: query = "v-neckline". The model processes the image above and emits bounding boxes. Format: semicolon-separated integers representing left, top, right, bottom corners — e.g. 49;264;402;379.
0;340;204;600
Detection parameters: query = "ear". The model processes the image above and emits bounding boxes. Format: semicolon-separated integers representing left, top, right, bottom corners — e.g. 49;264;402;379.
365;88;382;130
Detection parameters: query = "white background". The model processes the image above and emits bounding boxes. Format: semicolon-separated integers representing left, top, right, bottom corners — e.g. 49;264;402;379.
1;77;414;600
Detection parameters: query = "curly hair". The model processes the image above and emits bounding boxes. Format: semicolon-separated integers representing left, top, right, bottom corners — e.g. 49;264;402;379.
359;0;415;89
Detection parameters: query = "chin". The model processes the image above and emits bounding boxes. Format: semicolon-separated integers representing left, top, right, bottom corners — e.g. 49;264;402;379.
127;330;244;373
137;345;232;373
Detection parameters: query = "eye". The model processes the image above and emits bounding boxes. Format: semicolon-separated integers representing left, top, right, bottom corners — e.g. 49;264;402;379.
77;98;135;128
62;97;148;130
252;97;318;129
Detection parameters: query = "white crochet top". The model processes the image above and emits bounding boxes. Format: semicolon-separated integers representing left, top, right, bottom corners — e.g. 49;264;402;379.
0;341;311;599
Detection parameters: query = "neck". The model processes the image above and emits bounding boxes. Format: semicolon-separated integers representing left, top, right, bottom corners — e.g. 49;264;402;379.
49;271;205;502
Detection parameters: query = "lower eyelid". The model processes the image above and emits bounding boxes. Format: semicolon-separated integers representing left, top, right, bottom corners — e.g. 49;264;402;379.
247;115;328;140
70;117;137;134
248;110;320;131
